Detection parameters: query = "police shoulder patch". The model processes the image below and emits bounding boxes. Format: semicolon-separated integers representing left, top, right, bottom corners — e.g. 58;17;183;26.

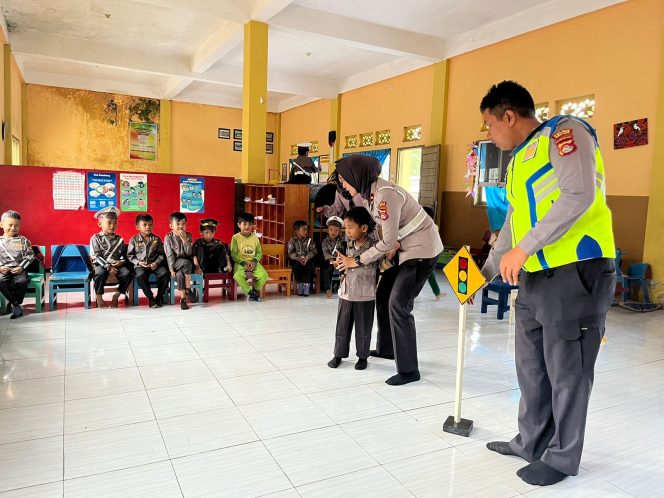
378;200;389;220
552;128;577;156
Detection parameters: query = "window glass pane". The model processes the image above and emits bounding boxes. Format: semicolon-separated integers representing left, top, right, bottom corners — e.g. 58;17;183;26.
396;147;422;198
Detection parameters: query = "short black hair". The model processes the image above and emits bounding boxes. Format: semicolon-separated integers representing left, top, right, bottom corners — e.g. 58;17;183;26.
293;220;308;231
135;214;153;224
1;210;21;221
480;80;535;119
169;211;187;223
343;207;375;233
238;212;254;224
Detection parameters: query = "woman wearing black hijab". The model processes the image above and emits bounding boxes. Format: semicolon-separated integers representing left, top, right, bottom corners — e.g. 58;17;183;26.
335;155;444;385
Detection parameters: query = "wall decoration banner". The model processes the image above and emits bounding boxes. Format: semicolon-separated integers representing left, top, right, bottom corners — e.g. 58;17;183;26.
87;172;117;211
614;118;648;149
120;173;148;211
180;177;205;213
129;122;158;161
53;171;86;210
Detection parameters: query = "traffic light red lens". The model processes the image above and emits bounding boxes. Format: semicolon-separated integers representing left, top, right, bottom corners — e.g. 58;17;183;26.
459;257;468;270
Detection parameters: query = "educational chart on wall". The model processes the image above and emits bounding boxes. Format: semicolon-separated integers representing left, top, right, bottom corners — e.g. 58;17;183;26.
129;122;158;161
53;171;86;210
87;172;117;211
180;177;205;213
120;173;148;212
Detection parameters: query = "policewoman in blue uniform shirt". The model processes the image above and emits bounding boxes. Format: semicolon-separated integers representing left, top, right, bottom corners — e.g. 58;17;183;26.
477;81;616;486
334;155;444;386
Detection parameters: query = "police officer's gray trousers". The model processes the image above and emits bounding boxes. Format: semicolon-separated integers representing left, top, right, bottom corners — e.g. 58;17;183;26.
509;258;616;476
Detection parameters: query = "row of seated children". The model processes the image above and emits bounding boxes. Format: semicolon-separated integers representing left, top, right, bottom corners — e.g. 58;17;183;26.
91;207;230;310
287;217;347;298
0;210;34;319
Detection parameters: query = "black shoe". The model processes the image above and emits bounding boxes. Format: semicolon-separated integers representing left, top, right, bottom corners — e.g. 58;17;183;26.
248;290;260;302
327;357;341;368
355;358;368;370
180;299;189;310
9;304;23;319
149;299;159;309
187;289;198;303
385;371;421;385
370;349;395;360
518;461;568;486
486;441;519;457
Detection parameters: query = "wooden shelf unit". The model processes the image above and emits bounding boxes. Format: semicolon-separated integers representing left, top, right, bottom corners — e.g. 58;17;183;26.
244;184;311;263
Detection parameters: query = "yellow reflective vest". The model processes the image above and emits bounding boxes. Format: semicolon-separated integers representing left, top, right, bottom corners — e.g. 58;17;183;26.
506;115;615;272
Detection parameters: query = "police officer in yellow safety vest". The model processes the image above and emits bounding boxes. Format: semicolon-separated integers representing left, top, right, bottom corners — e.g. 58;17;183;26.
478;81;616;487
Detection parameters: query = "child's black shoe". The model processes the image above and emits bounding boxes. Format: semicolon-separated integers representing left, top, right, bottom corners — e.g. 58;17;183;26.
355;358;367;370
180;299;189;310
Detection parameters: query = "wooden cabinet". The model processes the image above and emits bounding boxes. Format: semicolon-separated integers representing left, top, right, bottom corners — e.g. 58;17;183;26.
243;184;310;262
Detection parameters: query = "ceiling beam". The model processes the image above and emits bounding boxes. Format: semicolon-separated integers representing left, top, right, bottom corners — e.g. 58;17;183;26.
25;70;160;100
251;0;297;22
161;77;194;99
269;5;445;61
443;0;626;59
12;32;339;99
191;21;243;74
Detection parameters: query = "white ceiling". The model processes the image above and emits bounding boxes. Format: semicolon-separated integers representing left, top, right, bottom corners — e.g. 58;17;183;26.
3;0;626;112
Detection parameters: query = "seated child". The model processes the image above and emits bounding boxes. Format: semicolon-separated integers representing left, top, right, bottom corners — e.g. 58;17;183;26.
0;210;34;319
328;207;378;371
230;212;268;301
193;219;231;275
164;211;197;310
90;206;132;308
320;216;346;299
127;213;170;308
287;220;317;296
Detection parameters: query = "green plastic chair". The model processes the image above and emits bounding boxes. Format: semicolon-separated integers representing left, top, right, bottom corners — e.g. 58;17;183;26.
25;245;46;313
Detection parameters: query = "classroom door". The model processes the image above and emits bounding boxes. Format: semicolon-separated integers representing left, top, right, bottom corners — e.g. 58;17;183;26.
418;145;439;215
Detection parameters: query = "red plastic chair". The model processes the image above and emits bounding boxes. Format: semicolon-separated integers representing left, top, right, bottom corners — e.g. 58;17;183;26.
203;272;236;302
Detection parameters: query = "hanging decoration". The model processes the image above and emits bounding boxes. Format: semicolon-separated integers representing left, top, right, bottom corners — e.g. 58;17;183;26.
465;143;478;199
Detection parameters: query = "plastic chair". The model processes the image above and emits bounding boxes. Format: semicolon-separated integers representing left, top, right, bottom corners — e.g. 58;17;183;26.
202;272;236;302
481;281;519;320
48;244;92;310
626;263;652;304
132;273;170;306
169;273;204;305
0;293;8;315
24;245;46;312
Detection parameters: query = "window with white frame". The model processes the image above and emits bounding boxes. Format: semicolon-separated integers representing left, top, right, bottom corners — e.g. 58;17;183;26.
473;140;511;206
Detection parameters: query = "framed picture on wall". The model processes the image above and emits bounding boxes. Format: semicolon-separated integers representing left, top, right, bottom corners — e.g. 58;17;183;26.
233;129;242;140
233;141;242;152
266;143;274;154
218;128;230;139
266;132;274;143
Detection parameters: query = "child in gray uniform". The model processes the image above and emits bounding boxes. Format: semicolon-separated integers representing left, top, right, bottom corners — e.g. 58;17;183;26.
328;207;378;371
0;210;34;319
164;212;197;310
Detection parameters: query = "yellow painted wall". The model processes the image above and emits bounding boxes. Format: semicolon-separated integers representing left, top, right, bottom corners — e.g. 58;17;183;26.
445;0;664;196
26;85;167;172
172;100;278;179
279;98;331;169
25;84;278;178
10;57;23;156
340;66;434;181
0;45;5;165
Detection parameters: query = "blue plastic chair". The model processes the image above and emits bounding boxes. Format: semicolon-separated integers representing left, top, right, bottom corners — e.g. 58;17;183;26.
481;281;519;320
48;244;92;310
133;273;171;306
0;292;8;314
626;263;652;304
169;273;204;305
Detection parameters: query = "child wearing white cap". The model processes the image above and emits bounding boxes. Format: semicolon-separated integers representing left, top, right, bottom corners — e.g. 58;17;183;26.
320;216;346;299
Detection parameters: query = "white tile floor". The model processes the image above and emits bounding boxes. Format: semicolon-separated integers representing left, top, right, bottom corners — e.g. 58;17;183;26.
0;276;662;497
